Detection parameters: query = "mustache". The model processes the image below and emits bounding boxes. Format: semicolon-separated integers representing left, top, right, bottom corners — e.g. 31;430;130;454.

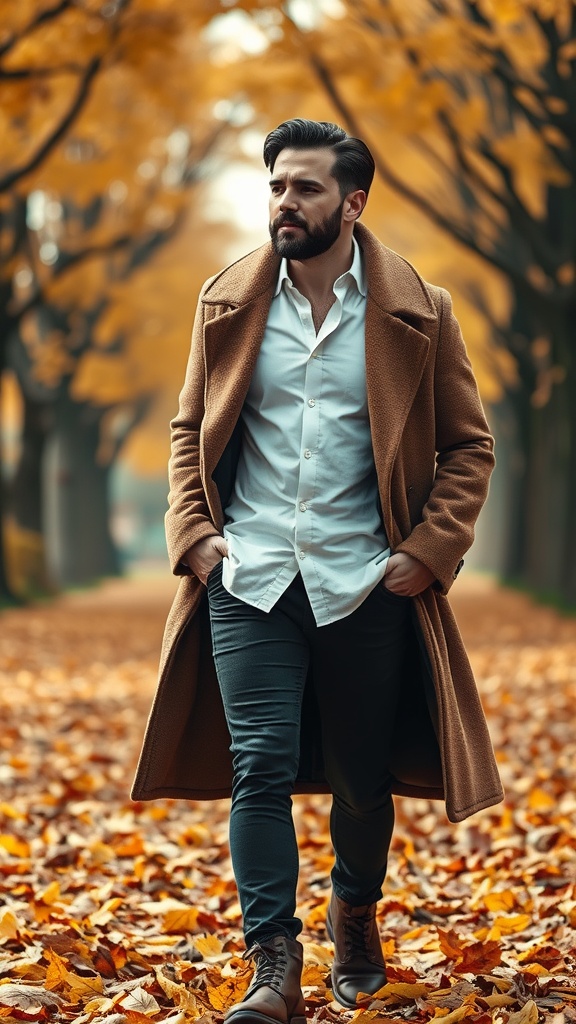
272;214;308;231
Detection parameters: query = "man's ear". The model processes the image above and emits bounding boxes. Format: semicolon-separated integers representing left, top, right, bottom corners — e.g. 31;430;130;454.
343;189;367;222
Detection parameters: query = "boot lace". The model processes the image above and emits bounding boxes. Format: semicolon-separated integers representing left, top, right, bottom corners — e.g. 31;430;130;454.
343;912;375;960
244;942;288;993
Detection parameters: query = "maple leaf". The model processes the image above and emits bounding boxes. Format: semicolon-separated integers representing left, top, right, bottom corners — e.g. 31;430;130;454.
454;941;502;975
437;929;465;961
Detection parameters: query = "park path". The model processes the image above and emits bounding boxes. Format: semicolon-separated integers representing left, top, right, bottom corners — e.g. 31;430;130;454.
1;573;575;1022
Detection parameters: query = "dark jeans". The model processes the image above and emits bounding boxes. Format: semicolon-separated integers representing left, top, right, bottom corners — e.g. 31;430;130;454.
207;562;410;947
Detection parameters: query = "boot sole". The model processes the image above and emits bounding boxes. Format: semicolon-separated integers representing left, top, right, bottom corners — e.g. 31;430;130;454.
330;978;362;1010
226;1013;306;1024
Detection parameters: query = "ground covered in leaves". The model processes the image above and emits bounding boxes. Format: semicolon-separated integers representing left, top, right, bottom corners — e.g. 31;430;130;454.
1;574;576;1024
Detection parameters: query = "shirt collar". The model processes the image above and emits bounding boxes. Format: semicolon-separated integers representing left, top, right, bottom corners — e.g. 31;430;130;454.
274;235;367;298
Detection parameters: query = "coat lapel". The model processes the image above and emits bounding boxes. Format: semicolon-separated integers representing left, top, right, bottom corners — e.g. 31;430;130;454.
357;223;437;543
201;243;280;524
203;297;273;482
365;299;430;542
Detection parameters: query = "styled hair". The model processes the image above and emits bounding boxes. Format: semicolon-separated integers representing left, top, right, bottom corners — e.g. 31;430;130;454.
263;118;375;198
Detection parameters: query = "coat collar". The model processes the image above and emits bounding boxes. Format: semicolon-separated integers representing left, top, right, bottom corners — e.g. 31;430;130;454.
201;221;437;322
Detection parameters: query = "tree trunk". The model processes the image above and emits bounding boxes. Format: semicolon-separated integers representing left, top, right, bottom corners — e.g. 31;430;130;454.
562;375;576;606
8;391;54;597
0;306;21;605
501;299;575;607
0;441;19;605
45;394;120;588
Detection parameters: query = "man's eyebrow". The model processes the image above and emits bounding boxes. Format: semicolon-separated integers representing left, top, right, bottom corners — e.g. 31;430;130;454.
269;176;324;188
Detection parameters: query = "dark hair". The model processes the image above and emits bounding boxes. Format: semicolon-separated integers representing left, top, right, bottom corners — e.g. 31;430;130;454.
263;118;375;198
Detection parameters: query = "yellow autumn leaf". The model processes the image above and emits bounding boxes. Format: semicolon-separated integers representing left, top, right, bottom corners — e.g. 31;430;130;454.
155;969;198;1012
483;890;517;913
491;914;533;935
88;896;123;926
0;910;21;941
0;804;25;820
527;787;556;811
371;982;430;1000
44;949;71;992
0;834;29;858
433;1009;474;1024
37;881;61;906
65;973;104;1001
163;907;200;933
302;963;329;986
193;934;224;958
208;978;247;1012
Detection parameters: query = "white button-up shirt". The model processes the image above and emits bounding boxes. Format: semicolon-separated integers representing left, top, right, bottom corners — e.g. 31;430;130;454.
221;238;390;626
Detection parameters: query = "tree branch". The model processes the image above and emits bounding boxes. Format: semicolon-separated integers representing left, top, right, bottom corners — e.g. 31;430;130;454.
0;55;101;194
0;64;87;79
0;1;73;60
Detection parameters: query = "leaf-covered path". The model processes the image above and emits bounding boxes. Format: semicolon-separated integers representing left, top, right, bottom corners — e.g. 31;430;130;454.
1;575;575;1024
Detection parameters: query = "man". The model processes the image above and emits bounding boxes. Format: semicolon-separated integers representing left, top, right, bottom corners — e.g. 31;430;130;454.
132;119;503;1024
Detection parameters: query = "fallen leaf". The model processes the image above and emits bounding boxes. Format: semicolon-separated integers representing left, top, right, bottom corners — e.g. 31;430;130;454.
506;999;539;1024
120;988;161;1016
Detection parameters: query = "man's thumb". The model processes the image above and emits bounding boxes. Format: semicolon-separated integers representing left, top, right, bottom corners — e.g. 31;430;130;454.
385;553;400;575
213;536;229;557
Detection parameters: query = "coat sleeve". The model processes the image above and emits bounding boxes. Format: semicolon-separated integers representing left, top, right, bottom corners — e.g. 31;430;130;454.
165;286;221;576
396;287;495;594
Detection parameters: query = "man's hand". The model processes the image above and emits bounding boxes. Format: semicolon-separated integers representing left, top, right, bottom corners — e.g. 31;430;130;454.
183;535;229;586
384;552;435;597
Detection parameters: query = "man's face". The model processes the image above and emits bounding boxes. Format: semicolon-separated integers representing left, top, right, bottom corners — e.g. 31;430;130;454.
268;147;345;260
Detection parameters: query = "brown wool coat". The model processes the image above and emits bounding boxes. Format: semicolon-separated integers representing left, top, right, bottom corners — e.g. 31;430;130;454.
131;222;504;823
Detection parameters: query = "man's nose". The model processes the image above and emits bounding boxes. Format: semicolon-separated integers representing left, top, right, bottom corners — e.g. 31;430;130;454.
279;191;298;211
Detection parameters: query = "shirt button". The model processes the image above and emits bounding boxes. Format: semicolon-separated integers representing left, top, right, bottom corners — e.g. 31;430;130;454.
303;449;312;459
299;501;307;512
307;398;316;407
299;551;306;559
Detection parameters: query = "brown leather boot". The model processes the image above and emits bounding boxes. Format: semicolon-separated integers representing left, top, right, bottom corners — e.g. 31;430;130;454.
225;935;306;1024
326;893;387;1008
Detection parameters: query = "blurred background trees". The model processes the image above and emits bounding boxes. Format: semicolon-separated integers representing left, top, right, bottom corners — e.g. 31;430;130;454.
1;0;574;606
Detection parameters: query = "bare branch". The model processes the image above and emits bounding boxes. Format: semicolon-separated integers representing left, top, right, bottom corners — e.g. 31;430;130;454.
0;56;101;194
0;1;73;60
0;64;88;80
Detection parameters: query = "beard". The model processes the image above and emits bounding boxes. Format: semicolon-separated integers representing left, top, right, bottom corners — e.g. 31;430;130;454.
269;199;344;259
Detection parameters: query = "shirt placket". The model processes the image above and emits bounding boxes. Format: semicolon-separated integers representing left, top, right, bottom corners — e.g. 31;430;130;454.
290;287;344;568
295;351;323;564
288;290;319;566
